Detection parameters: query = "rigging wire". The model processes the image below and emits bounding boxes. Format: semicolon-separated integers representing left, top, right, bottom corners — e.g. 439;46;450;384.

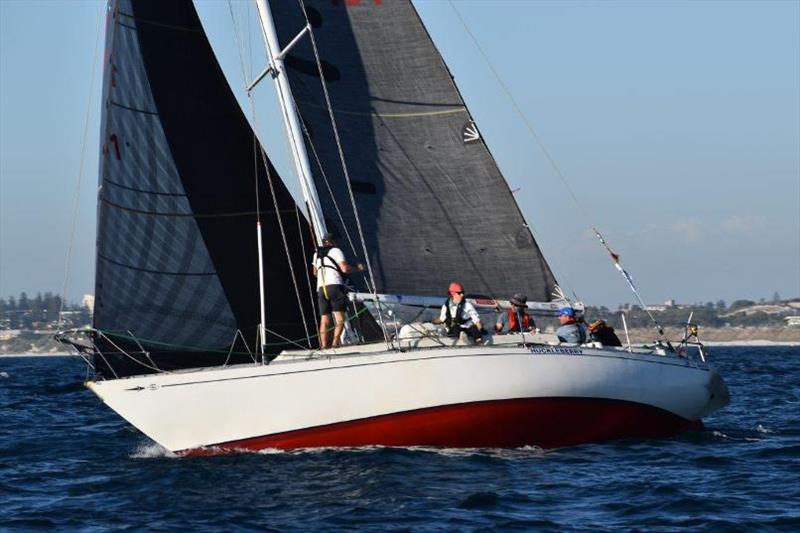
446;0;583;304
447;0;586;218
298;0;391;347
257;144;314;348
447;1;670;341
89;303;371;358
227;0;261;220
593;229;674;350
295;205;320;336
293;103;359;258
58;3;104;329
228;0;314;349
229;0;268;352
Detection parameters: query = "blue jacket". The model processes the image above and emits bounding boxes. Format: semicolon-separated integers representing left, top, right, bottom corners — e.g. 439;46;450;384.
556;322;587;344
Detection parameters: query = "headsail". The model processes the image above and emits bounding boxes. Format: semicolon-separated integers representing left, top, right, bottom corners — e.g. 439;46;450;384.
267;0;557;301
94;0;315;377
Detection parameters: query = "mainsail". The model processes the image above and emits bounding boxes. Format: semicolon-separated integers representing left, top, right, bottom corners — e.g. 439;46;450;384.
93;0;316;377
267;0;557;301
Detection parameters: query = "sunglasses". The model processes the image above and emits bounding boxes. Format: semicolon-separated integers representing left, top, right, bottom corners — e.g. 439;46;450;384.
452;291;464;295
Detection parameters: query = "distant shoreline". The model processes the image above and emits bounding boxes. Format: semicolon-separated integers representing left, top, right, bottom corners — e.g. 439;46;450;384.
693;340;799;347
0;352;76;358
1;325;798;357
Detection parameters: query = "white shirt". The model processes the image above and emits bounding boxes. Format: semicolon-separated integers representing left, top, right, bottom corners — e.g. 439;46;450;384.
439;300;481;327
311;247;346;289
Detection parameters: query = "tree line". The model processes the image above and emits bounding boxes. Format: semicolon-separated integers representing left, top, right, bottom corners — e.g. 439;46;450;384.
0;292;91;330
586;298;795;330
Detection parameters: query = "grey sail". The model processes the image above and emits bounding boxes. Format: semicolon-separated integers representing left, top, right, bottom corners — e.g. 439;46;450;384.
267;0;557;301
93;0;316;377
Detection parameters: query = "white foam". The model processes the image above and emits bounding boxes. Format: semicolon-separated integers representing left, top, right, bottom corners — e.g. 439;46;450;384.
130;442;177;459
253;447;287;455
391;445;547;459
289;445;385;455
712;430;761;442
145;443;548;458
251;445;547;458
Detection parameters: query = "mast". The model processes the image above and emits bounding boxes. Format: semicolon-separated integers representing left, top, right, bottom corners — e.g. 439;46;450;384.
253;0;327;245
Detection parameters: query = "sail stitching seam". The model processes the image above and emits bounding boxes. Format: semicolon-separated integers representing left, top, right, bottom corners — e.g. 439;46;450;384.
110;99;159;116
98;253;216;276
296;99;468;118
117;11;201;33
104;178;186;197
100;196;295;218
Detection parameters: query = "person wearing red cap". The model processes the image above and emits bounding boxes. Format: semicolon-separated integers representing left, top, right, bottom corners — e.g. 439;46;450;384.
311;233;364;349
432;282;484;344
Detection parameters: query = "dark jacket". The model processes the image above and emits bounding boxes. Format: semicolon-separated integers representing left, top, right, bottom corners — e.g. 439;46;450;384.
590;325;622;347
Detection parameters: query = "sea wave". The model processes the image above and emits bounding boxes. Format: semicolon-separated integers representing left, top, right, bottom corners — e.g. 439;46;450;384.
2;345;799;530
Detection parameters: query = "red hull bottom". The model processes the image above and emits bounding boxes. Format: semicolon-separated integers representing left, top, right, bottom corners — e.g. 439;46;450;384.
182;398;702;456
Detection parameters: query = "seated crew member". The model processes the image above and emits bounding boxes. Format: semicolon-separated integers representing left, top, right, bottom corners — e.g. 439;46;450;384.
588;319;623;347
311;232;364;349
495;293;536;334
555;307;587;344
432;282;484;344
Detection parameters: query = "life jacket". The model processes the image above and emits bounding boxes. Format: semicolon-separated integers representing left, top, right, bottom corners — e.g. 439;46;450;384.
507;308;532;332
316;245;351;300
444;298;467;336
316;246;346;278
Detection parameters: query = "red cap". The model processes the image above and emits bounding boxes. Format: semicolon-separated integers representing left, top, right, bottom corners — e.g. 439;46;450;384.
448;282;464;294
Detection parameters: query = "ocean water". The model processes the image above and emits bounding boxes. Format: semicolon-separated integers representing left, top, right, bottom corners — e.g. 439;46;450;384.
1;346;798;531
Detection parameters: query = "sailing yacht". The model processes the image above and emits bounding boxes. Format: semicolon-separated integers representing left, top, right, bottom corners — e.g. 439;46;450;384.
58;0;729;455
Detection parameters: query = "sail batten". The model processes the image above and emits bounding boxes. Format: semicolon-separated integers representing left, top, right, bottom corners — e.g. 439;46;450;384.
268;0;557;302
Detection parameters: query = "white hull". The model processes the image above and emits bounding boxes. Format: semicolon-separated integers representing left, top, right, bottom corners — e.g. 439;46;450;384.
87;343;729;454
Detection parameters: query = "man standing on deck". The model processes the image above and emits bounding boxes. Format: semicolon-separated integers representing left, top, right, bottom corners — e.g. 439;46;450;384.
311;233;364;349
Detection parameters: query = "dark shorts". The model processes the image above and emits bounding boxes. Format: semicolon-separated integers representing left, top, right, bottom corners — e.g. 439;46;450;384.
318;285;348;315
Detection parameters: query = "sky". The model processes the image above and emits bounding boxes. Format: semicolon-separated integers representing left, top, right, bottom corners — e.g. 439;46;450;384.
0;0;798;308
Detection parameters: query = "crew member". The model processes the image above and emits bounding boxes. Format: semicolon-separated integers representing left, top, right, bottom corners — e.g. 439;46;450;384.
432;282;484;344
311;233;364;349
588;319;623;347
495;293;536;333
555;307;587;344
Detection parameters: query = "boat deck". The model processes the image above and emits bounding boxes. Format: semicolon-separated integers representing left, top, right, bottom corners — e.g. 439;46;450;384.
275;331;668;360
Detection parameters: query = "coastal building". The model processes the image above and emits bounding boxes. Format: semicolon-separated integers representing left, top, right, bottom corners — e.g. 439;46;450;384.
785;316;800;327
0;329;21;341
643;300;678;312
82;294;95;313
